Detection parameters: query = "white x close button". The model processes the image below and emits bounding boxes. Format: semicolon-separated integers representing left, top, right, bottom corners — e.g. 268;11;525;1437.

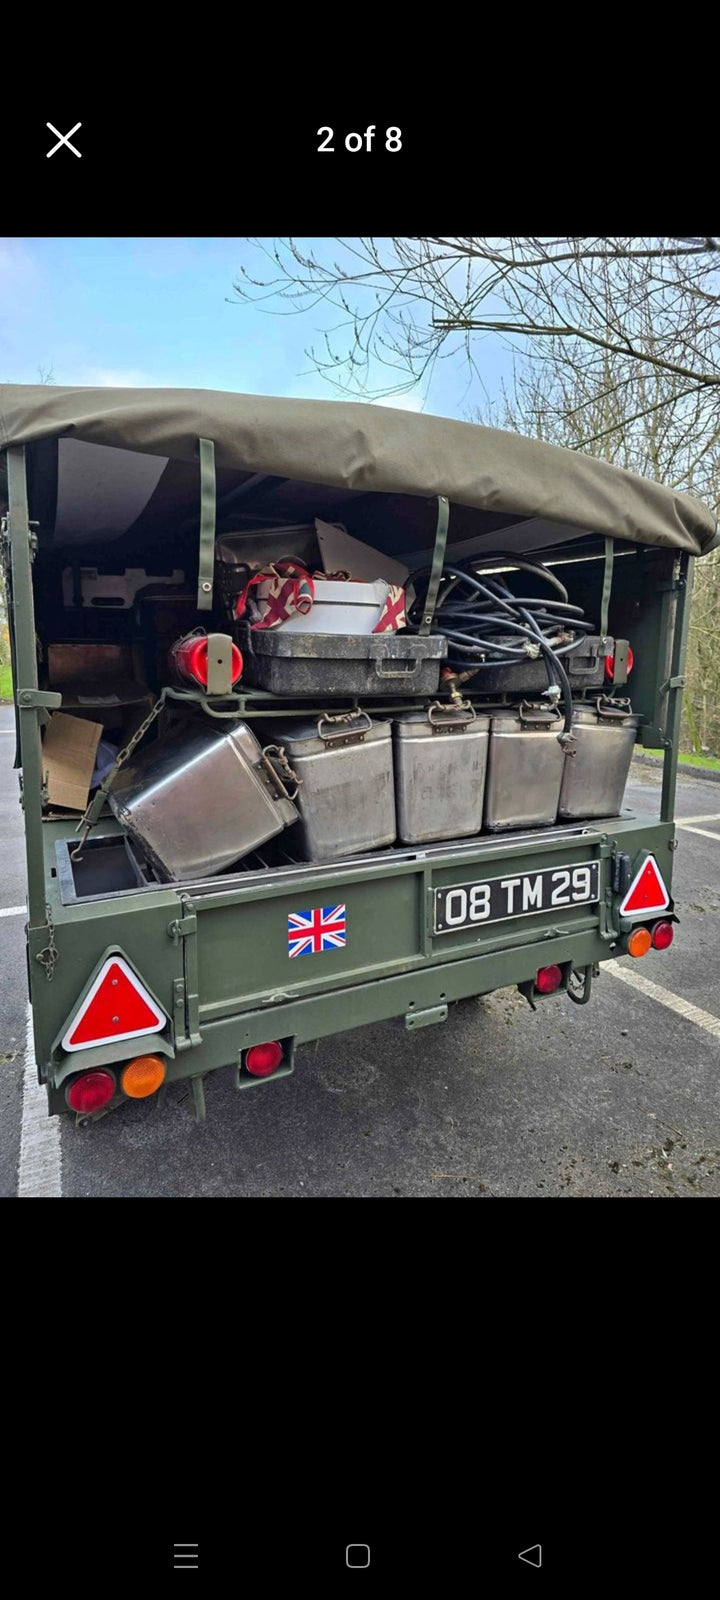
46;122;82;158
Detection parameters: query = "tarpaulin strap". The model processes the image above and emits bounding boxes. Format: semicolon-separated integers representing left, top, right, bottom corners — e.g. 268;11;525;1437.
419;495;449;635
196;437;216;611
600;535;614;640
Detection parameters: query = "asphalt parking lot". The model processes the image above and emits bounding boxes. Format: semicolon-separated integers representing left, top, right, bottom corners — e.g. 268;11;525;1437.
2;701;719;1197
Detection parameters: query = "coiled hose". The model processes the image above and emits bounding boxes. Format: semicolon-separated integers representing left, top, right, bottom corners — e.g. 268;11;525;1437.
406;554;598;742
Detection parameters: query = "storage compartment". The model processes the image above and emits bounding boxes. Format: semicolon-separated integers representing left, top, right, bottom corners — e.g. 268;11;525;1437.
274;712;396;861
107;720;299;879
484;703;566;832
393;703;489;844
239;626;446;697
558;699;640;820
54;834;151;902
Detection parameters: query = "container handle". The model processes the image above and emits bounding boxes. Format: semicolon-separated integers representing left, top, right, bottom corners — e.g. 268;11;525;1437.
375;655;421;678
260;744;301;801
595;696;633;721
427;699;476;731
317;710;373;746
567;642;609;677
517;700;562;726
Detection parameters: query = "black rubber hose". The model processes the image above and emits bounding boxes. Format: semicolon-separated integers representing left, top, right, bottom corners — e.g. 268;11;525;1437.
405;556;596;740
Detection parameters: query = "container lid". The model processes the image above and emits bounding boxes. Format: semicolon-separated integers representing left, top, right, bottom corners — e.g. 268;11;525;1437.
240;626;447;662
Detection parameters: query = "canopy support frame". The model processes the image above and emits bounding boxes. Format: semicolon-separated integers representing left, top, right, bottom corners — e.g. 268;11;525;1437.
661;551;693;825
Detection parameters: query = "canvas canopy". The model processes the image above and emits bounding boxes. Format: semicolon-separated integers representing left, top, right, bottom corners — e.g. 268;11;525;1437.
1;383;716;557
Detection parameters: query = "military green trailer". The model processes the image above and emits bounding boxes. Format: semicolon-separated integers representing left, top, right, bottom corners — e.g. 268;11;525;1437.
1;384;716;1125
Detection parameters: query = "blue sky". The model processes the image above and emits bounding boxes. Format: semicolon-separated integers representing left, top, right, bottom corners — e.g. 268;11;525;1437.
0;237;510;418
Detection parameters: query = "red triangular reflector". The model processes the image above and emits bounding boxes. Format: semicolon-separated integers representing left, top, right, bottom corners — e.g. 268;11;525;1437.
619;855;670;916
62;956;165;1052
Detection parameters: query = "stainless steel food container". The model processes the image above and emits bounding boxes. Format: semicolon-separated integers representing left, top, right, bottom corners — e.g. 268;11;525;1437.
275;711;396;861
558;699;640;820
108;720;299;879
393;702;489;844
484;702;566;832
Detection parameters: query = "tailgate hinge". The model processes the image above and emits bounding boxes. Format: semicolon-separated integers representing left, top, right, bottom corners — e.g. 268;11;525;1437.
168;900;201;1048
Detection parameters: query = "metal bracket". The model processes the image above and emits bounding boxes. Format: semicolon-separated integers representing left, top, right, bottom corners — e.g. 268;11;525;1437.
660;675;685;694
16;689;62;710
170;898;201;1048
405;1003;448;1031
205;633;233;696
611;638;630;685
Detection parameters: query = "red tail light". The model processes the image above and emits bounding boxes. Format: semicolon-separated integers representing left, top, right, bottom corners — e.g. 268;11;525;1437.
535;964;563;995
245;1041;283;1078
652;921;674;950
65;1069;117;1114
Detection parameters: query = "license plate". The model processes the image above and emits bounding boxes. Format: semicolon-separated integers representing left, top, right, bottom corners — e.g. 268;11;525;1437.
434;861;601;934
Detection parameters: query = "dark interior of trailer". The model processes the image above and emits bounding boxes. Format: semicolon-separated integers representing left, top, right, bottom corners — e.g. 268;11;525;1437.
5;436;678;903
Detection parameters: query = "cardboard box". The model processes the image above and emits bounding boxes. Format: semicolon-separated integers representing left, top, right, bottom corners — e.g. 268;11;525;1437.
42;711;103;812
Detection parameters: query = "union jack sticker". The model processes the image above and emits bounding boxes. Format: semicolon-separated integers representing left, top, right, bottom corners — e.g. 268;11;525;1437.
288;904;347;958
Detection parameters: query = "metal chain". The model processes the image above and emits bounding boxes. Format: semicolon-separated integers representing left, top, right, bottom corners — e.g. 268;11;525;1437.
111;692;167;768
71;691;167;860
35;903;58;981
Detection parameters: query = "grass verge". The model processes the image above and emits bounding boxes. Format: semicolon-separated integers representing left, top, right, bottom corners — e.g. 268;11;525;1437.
642;748;720;772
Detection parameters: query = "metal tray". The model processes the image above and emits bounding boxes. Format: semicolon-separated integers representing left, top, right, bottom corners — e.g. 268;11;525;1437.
465;635;612;695
238;626;447;697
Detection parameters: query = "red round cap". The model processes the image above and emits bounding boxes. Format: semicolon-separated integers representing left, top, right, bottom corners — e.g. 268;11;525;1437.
245;1041;283;1078
65;1069;117;1115
535;964;563;994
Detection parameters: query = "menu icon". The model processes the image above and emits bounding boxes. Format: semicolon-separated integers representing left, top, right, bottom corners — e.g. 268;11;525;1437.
174;1545;199;1570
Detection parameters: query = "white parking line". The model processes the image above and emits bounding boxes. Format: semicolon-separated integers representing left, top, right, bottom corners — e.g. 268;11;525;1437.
676;813;720;824
676;825;720;841
0;905;26;919
606;962;720;1040
18;1002;62;1198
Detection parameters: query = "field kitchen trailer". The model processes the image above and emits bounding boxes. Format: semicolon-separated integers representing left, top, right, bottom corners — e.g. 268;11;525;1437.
1;384;716;1126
